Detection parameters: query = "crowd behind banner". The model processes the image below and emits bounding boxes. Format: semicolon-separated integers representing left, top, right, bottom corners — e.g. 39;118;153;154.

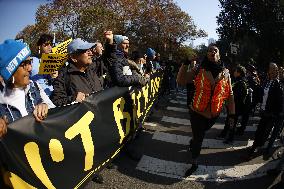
0;31;166;188
0;72;162;189
1;28;284;189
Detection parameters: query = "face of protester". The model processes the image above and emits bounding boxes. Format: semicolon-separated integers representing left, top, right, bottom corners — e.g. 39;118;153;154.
207;46;220;63
268;63;278;80
137;57;146;65
93;43;104;56
40;42;52;54
119;40;130;54
12;57;32;88
71;49;93;66
233;70;240;78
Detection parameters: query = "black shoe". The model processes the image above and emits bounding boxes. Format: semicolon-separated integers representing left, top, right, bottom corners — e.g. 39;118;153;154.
216;133;226;140
106;163;118;169
236;129;244;136
184;164;198;177
267;169;281;176
242;147;256;161
223;138;234;144
92;173;103;184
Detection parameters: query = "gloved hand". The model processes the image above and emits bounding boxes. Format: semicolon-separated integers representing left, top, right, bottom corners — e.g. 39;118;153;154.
139;75;150;86
128;60;140;72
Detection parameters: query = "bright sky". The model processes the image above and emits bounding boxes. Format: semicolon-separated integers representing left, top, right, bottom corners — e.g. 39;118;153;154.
0;0;221;46
175;0;221;46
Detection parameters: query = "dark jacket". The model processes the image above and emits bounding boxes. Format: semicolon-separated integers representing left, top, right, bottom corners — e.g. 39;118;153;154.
232;77;248;115
262;79;283;116
51;62;103;106
103;43;143;87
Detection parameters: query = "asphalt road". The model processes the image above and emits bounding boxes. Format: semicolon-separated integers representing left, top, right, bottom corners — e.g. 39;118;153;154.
85;90;284;189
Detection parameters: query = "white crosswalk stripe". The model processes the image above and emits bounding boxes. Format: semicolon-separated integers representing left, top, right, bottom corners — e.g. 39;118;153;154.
136;155;279;182
170;100;187;105
161;116;257;132
152;132;254;150
166;107;188;113
137;93;278;184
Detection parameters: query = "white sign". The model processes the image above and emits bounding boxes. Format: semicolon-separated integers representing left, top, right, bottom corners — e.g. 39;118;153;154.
169;53;172;61
230;43;239;55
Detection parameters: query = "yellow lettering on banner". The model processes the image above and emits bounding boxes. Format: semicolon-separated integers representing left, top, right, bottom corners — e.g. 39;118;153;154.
65;111;95;171
5;172;37;189
142;84;149;107
151;79;156;97
24;142;56;189
49;139;64;162
136;91;143;118
155;77;161;90
113;97;131;144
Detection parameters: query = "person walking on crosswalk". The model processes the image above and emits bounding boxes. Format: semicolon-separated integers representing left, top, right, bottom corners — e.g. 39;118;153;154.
177;44;235;177
246;63;283;159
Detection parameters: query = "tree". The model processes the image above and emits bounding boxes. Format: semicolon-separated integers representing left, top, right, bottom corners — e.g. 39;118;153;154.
217;0;284;69
17;0;206;61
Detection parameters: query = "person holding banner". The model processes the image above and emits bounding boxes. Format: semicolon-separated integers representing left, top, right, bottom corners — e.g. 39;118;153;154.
30;34;56;96
51;38;103;105
0;39;55;136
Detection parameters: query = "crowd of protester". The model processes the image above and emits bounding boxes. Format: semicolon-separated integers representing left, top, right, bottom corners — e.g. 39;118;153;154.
0;29;284;188
177;44;284;178
0;30;163;187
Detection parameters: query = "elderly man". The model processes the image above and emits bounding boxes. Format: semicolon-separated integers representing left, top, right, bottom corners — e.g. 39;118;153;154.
103;31;149;87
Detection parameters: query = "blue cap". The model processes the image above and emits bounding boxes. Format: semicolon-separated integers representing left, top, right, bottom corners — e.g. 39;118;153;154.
0;39;31;81
67;38;95;54
114;35;129;45
146;48;156;58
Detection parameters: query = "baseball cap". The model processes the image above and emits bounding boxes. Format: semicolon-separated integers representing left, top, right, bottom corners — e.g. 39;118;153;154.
67;38;95;54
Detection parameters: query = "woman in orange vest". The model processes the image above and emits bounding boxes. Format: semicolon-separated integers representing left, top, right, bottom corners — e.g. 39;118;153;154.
177;44;235;177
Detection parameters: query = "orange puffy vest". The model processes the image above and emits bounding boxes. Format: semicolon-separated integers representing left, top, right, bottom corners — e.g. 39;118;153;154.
192;69;230;116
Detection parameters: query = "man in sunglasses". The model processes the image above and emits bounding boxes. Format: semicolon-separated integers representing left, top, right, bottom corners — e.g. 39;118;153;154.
51;38;103;107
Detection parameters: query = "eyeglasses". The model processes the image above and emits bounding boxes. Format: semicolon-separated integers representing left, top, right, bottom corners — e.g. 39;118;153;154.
20;59;32;69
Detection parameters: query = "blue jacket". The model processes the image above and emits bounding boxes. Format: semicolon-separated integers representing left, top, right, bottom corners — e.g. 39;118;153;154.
30;57;54;96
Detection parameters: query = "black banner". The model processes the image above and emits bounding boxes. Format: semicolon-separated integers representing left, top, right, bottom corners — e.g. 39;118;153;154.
0;71;163;189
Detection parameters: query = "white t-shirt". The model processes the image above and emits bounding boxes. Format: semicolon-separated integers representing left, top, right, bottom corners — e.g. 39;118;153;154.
261;81;272;111
0;81;55;118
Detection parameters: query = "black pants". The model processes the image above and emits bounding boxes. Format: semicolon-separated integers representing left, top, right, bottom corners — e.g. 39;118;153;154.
190;111;217;159
267;117;284;152
220;114;239;140
252;115;279;148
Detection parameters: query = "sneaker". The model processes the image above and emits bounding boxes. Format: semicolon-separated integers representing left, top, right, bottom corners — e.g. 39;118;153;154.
184;164;198;177
267;169;281;176
92;173;103;184
236;128;244;136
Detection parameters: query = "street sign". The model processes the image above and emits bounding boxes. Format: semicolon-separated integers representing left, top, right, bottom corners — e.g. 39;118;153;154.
169;53;172;61
230;43;239;55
